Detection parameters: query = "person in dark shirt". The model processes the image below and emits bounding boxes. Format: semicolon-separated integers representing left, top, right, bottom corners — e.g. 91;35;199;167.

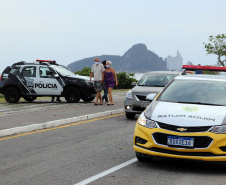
102;60;108;103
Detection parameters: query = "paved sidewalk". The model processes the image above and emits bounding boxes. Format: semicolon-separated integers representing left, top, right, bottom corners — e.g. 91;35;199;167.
0;91;127;137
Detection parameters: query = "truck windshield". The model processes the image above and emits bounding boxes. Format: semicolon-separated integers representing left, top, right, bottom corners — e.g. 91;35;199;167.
51;66;76;77
158;79;226;106
138;74;177;87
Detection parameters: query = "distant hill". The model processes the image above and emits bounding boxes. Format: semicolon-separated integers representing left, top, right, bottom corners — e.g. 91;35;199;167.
67;44;167;73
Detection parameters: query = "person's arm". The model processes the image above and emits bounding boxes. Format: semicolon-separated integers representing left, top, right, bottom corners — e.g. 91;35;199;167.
112;69;118;86
90;65;94;82
90;72;93;82
101;65;105;83
101;71;105;83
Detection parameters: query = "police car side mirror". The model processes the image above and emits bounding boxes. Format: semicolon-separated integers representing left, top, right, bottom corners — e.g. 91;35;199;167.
146;93;157;101
54;74;59;78
131;82;136;86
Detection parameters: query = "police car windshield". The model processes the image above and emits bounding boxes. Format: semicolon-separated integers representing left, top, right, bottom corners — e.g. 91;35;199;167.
138;74;177;87
51;66;76;77
158;79;226;106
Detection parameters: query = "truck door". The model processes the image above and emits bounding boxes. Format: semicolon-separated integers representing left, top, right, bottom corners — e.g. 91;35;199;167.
21;66;39;94
37;66;63;95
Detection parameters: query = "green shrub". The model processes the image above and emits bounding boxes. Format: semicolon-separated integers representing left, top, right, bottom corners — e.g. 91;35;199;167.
115;72;138;89
74;67;91;76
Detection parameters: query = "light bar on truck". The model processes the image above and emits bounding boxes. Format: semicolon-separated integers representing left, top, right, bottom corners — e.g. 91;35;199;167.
36;59;56;63
36;59;56;65
182;65;226;72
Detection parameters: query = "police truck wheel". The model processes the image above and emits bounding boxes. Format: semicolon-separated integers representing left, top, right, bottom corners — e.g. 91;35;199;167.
82;97;95;102
126;113;136;119
24;96;37;102
4;87;20;103
65;87;81;103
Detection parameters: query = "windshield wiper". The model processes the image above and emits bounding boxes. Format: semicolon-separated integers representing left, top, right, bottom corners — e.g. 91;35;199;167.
138;85;164;87
177;101;224;106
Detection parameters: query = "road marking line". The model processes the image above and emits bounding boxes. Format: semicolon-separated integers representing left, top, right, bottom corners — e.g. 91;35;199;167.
0;113;125;141
74;158;137;185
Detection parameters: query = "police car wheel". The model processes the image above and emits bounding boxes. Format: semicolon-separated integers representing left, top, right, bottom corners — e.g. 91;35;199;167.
82;97;95;102
24;96;37;102
136;152;153;162
126;113;136;119
4;87;20;103
65;87;81;103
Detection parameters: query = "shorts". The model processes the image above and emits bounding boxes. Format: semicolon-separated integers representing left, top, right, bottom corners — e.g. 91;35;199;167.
94;81;103;92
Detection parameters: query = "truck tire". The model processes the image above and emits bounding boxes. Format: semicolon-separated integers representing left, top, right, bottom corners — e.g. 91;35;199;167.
24;96;37;102
64;87;81;103
4;87;20;103
82;97;95;102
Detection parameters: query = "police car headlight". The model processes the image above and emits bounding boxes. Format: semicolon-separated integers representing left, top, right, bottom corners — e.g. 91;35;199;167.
85;80;92;85
126;90;133;99
211;125;226;134
138;112;157;128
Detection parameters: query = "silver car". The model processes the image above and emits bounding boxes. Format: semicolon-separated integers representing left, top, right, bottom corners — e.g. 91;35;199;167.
124;71;181;119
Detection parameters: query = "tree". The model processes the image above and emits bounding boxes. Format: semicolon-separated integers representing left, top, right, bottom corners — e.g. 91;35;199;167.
204;34;226;67
74;67;91;76
115;72;138;89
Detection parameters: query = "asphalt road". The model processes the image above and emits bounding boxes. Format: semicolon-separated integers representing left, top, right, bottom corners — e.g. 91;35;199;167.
1;114;226;185
0;91;126;130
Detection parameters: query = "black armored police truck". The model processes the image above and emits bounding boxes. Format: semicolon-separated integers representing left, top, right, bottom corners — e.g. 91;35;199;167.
0;60;96;103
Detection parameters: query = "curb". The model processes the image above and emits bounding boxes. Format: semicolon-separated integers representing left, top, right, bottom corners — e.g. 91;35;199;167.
0;109;124;138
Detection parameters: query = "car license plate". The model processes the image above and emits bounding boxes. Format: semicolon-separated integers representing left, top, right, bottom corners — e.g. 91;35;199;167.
167;136;194;147
140;102;150;107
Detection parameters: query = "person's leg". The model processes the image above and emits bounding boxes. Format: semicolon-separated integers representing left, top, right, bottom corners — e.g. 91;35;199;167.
94;81;99;105
107;88;113;105
102;89;106;102
56;97;61;102
102;88;108;102
105;89;108;102
102;82;105;102
95;92;100;104
51;96;54;102
99;91;103;104
109;87;114;105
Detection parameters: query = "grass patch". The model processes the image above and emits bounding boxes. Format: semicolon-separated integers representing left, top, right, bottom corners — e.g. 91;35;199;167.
113;89;130;92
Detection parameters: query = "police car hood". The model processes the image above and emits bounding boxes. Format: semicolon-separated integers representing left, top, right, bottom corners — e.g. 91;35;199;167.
132;86;164;95
145;101;226;127
70;75;90;80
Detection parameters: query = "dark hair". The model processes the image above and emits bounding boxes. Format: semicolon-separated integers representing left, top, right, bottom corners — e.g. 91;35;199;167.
102;60;106;65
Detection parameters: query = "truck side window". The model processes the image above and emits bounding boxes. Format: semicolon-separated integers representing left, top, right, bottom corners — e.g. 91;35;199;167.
40;67;55;78
22;66;36;77
10;68;19;75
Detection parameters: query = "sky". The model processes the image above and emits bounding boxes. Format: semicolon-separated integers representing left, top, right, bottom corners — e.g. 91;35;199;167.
0;0;226;73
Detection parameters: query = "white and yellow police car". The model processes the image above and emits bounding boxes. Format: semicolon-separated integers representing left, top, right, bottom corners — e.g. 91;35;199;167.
134;65;226;162
0;60;96;103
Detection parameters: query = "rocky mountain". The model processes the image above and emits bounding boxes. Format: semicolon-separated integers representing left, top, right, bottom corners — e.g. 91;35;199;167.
67;44;167;73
